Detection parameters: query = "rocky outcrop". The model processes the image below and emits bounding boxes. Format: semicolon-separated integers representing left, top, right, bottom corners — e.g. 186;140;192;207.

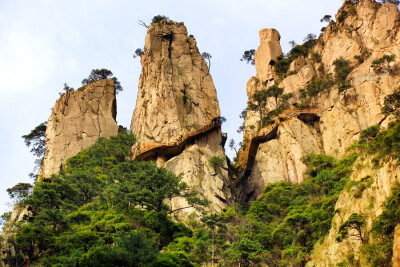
238;0;400;201
39;79;119;179
255;29;283;83
307;156;400;266
237;0;400;264
393;225;400;267
130;20;231;215
1;80;119;266
0;205;32;265
238;117;322;201
130;21;220;150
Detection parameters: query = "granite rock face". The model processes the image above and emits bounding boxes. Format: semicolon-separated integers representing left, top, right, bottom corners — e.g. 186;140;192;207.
240;118;322;201
238;0;400;202
393;225;400;267
307;157;400;266
39;79;119;179
236;0;400;264
254;28;283;83
0;205;32;265
130;21;220;152
130;20;231;216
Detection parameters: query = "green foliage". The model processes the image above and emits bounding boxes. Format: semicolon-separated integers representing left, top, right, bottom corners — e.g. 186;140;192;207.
7;182;33;204
382;88;400;118
248;89;269;128
247;85;290;128
240;49;256;65
133;48;144;58
150;251;196;267
338;10;349;23
336;213;366;242
81;68;123;94
12;131;209;266
225;238;264;265
0;211;11;228
371;54;396;74
209;156;225;173
59;83;74;96
66;132;135;173
362;184;400;266
266;85;284;107
77;85;86;91
311;52;322;62
152;15;169;24
107;160;209;213
110;231;158;266
167;229;211;264
301;74;334;102
333;57;353;92
320;15;332;23
22;121;47;161
218;152;359;265
360;125;381;142
365;120;400;163
275;43;309;77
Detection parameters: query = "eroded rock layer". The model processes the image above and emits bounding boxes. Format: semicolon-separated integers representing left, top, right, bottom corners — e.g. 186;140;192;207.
39;79;119;179
130;20;231;215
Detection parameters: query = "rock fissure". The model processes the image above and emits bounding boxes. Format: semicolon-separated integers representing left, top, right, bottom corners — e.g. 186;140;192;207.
130;20;232;215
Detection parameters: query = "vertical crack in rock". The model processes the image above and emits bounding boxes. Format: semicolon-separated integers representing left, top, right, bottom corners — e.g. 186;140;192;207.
130;20;232;217
39;79;118;179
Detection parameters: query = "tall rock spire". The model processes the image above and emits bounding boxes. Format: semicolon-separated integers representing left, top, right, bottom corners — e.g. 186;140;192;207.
130;20;231;215
254;28;283;83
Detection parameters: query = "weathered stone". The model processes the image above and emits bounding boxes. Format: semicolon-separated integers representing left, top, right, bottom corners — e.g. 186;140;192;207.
0;205;32;265
130;20;231;215
255;28;283;83
164;129;231;217
307;157;400;266
288;56;307;73
239;118;322;201
130;21;220;152
39;79;118;179
393;225;400;267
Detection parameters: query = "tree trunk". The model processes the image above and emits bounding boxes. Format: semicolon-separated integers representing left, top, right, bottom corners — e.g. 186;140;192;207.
212;229;215;267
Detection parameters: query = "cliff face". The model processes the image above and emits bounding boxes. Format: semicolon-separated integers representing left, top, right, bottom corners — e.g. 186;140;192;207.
130;20;231;215
39;79;119;179
238;0;400;201
255;29;283;83
237;0;400;263
237;28;324;200
307;156;400;266
1;80;119;265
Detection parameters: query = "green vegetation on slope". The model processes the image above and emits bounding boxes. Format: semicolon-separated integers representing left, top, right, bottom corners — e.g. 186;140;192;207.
3;132;208;266
4;129;360;266
6;92;400;266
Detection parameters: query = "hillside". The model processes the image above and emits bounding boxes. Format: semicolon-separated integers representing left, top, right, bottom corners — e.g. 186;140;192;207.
2;0;400;266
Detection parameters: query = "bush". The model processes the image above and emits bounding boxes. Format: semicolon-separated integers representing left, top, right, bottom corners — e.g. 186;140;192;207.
304;74;334;100
333;57;353;92
81;69;123;94
275;43;310;77
152;15;169;24
371;54;396;74
382;89;400;117
209;156;225;172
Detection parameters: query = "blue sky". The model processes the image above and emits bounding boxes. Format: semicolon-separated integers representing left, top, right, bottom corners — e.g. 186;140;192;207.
0;0;343;221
